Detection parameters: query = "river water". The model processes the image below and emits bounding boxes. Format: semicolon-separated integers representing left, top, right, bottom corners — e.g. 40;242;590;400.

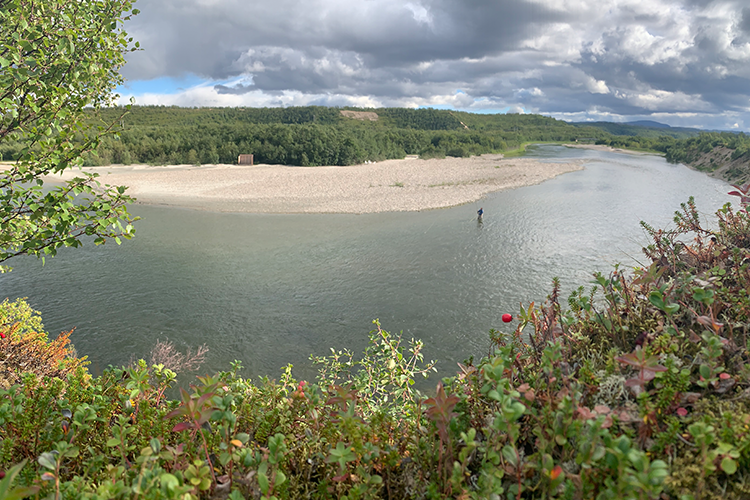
0;145;734;383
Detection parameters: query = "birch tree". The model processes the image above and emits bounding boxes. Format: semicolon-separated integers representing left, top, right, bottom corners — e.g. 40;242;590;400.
0;0;140;271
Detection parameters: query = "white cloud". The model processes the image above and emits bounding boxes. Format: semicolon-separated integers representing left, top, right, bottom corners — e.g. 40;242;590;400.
404;2;434;28
586;77;610;94
117;0;750;130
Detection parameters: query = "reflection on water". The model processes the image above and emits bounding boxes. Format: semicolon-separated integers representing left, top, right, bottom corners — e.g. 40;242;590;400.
0;145;734;382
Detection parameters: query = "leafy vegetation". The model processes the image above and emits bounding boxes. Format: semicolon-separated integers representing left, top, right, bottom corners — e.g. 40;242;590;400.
2;190;750;499
571;121;702;140
663;132;750;164
661;132;750;183
0;0;139;272
587;131;750;183
1;106;617;167
4;4;750;496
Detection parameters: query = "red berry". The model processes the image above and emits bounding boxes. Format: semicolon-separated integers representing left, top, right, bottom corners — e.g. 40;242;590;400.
502;314;513;323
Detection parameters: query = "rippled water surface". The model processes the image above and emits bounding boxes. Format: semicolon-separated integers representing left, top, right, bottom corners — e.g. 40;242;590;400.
0;145;734;381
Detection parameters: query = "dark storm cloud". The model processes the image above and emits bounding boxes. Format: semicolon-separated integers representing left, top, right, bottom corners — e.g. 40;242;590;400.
742;8;750;34
124;0;558;81
121;0;750;130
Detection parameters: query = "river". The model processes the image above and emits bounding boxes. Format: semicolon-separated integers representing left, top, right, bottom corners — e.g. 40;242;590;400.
0;145;734;383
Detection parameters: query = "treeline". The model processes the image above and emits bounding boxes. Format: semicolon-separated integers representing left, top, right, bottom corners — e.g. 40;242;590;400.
87;123;509;167
0;106;615;166
10;105;745;169
593;134;679;153
573;121;702;139
662;131;750;164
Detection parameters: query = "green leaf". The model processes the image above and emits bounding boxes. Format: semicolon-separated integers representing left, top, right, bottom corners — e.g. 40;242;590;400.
275;470;287;487
0;460;40;500
502;445;518;466
160;473;179;491
258;472;269;493
721;457;737;474
649;291;665;309
37;452;57;470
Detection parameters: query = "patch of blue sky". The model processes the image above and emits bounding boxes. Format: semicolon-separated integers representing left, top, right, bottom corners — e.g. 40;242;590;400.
417;104;517;115
116;74;256;100
471;107;514;115
117;74;208;96
416;91;522;114
416;104;454;110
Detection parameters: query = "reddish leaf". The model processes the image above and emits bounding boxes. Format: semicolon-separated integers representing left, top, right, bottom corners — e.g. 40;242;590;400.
696;315;724;333
550;465;563;480
594;405;611;415
172;421;195;433
617;410;639;422
577;406;595;419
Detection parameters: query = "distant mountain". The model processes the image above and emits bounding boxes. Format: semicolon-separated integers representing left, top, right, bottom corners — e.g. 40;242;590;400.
567;120;702;139
626;120;671;128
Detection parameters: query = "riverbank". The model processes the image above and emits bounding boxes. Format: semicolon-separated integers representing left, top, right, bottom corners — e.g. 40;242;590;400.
563;143;663;155
44;155;586;214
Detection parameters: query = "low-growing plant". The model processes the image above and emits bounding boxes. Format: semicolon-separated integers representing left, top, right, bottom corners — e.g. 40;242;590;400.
311;319;437;418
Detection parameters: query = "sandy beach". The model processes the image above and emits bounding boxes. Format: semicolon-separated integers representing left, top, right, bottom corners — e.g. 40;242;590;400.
45;154;586;214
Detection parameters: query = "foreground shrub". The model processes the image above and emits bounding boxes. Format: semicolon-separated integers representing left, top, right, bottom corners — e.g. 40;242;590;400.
0;298;87;389
0;193;749;498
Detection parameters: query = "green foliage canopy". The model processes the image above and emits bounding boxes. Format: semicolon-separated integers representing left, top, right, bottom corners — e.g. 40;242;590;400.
0;0;139;271
52;106;613;167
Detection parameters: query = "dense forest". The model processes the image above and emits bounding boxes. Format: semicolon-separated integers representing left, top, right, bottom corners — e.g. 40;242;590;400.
661;131;750;183
0;106;613;167
663;131;750;163
3;106;749;181
571;121;702;139
588;128;750;182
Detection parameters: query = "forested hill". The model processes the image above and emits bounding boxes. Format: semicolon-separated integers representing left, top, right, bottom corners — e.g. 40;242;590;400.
662;131;750;184
566;125;750;183
3;105;748;179
0;106;615;167
570;120;702;139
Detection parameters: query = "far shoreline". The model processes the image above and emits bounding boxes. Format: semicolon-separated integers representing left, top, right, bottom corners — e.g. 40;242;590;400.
43;154;588;214
562;143;665;156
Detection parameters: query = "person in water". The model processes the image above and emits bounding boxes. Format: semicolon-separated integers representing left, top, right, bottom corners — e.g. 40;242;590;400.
477;208;484;218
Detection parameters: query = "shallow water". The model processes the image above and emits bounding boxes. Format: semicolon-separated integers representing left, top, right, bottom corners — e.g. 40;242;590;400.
0;145;734;383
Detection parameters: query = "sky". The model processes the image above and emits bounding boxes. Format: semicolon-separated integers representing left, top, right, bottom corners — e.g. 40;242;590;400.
117;0;750;131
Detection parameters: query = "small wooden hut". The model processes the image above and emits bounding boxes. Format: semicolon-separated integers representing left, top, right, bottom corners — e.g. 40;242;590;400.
238;154;254;165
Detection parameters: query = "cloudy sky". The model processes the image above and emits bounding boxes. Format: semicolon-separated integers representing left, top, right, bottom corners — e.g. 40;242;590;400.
117;0;750;130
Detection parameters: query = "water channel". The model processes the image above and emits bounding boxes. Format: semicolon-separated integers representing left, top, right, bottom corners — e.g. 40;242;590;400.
0;145;735;383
